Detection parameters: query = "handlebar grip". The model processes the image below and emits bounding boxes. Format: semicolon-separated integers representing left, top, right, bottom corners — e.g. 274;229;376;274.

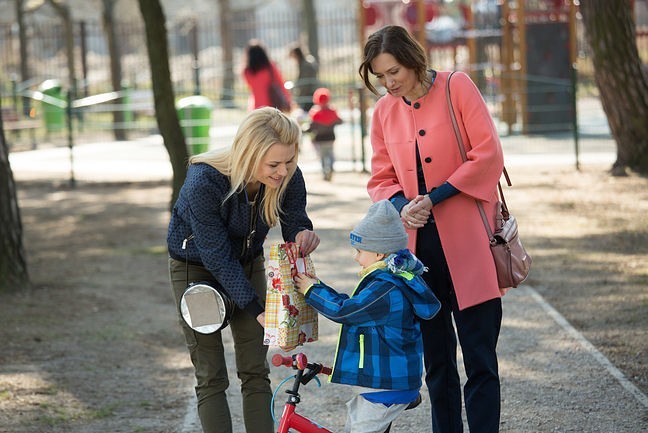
295;353;308;370
271;354;293;368
272;352;331;375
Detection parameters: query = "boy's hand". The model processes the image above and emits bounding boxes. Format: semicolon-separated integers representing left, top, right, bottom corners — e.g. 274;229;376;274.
294;273;318;294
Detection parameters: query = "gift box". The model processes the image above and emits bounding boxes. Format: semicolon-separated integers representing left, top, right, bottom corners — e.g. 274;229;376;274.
263;242;318;347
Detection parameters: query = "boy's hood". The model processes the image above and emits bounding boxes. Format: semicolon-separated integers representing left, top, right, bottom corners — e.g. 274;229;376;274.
375;249;441;320
392;273;441;320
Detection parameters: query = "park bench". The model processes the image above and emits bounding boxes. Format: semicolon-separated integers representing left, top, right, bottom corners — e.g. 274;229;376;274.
2;106;39;149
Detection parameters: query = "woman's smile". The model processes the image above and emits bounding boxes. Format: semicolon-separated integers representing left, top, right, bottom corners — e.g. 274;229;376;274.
254;142;295;189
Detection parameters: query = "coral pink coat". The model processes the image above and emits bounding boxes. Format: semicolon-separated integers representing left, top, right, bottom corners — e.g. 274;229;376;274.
367;71;504;310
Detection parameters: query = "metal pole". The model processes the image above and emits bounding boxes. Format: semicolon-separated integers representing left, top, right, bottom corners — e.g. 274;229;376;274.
348;88;357;169
357;0;366;56
10;76;18;111
358;86;368;173
191;20;201;96
569;0;579;171
571;64;580;171
416;0;426;47
517;0;529;134
66;90;76;187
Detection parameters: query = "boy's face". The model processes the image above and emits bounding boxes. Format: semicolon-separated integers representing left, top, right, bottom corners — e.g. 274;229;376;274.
353;248;384;269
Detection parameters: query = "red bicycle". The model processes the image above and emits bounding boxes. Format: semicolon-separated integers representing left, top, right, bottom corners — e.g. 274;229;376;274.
271;353;421;433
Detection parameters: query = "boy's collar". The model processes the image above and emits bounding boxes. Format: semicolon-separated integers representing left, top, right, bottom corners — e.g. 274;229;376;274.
359;260;387;278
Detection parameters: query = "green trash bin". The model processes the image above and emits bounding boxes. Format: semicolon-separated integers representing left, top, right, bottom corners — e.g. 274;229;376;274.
39;79;65;133
176;95;213;155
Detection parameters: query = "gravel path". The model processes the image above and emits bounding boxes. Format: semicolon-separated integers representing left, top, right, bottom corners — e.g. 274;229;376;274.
9;121;646;432
179;171;647;433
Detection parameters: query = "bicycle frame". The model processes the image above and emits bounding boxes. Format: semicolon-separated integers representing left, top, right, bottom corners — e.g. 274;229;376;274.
272;353;421;433
273;353;334;433
277;403;332;433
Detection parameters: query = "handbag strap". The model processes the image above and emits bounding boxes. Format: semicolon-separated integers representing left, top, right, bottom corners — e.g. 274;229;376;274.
445;71;510;240
182;234;196;287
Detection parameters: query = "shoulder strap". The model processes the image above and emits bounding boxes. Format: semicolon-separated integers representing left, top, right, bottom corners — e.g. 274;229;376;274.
445;72;509;239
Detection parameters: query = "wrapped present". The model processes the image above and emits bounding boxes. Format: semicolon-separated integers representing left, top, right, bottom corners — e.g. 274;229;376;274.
263;242;318;347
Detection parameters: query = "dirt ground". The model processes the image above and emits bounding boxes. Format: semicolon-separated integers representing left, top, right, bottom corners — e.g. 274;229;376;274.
0;164;646;432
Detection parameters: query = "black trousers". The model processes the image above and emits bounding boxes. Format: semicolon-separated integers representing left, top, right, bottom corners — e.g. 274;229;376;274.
416;221;502;433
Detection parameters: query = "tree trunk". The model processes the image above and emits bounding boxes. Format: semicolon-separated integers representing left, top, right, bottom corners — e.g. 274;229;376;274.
16;0;31;117
46;0;77;98
102;0;127;141
218;0;236;108
580;0;648;176
0;99;30;293
138;0;188;208
302;0;318;62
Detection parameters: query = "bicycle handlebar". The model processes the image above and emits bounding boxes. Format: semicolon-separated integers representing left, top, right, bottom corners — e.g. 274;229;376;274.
272;353;332;376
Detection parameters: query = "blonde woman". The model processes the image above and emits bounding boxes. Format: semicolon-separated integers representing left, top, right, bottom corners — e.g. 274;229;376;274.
167;107;320;433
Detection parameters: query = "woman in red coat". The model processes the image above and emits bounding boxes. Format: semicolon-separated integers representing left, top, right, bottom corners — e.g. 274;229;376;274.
243;39;292;112
359;25;505;433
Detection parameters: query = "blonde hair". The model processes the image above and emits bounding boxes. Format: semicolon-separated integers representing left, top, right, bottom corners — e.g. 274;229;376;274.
189;107;301;227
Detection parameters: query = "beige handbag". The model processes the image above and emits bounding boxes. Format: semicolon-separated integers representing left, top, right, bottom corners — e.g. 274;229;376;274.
446;71;532;288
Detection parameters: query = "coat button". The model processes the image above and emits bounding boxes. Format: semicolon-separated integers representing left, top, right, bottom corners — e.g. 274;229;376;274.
413;102;420;109
424;157;432;163
418;129;426;136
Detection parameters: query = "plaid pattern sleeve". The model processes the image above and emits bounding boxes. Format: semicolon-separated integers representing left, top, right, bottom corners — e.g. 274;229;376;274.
304;279;393;326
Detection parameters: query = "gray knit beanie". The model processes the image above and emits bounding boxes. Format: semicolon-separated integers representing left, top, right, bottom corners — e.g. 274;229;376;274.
349;199;408;254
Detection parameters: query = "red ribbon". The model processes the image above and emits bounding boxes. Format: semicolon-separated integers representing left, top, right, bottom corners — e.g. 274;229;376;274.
281;242;304;278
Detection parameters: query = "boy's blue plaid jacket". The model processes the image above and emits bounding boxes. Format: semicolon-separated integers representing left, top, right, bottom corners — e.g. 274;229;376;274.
303;250;440;390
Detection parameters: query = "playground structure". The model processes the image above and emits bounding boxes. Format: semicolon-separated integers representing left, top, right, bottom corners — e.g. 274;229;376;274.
358;0;580;134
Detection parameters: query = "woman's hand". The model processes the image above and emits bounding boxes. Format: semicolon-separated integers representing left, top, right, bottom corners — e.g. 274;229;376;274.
295;230;320;255
256;312;266;327
294;272;318;294
401;195;432;229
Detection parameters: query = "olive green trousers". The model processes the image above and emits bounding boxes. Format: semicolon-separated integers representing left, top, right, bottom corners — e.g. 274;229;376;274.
169;256;273;433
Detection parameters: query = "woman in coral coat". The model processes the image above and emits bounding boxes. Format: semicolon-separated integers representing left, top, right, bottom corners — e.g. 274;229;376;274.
359;25;505;433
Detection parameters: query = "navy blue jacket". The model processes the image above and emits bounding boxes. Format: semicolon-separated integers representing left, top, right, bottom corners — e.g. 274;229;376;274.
167;163;313;317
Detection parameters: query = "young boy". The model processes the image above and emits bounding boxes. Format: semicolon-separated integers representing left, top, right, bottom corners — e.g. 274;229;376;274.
306;87;343;181
294;199;441;433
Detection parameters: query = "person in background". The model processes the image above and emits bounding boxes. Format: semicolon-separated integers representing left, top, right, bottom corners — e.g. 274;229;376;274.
289;44;319;111
359;25;506;433
167;107;320;433
306;87;343;181
294;199;440;433
243;39;292;111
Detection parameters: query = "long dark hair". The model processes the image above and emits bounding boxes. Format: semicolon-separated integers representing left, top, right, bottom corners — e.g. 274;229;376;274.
358;25;430;95
245;39;271;73
289;45;305;62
